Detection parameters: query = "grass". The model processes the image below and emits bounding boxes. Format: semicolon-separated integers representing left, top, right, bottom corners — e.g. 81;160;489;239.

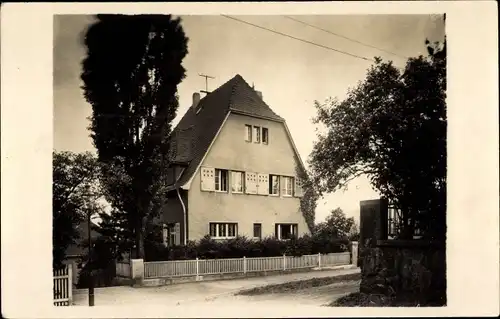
235;273;361;296
330;292;446;307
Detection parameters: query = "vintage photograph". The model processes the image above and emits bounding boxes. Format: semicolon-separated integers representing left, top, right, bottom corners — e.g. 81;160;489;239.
53;13;447;309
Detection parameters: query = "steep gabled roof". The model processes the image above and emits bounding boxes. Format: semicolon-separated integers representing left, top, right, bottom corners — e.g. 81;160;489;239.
168;74;284;188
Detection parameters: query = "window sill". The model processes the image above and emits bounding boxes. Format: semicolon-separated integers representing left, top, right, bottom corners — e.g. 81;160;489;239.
214;190;228;193
211;236;237;240
282;194;293;198
269;193;280;197
232;191;244;195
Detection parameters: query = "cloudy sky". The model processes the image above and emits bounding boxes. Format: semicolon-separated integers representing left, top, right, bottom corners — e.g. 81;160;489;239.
53;14;445;223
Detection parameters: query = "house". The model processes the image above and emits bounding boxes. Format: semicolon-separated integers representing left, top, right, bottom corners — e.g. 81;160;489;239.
161;74;310;246
63;220;101;286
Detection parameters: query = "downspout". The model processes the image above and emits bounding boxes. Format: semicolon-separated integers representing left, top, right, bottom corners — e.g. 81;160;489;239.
176;188;187;245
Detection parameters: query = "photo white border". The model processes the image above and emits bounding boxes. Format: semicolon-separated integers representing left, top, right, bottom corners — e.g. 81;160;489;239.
1;1;499;317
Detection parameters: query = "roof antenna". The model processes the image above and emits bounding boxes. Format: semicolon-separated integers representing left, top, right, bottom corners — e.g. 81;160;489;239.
199;73;215;95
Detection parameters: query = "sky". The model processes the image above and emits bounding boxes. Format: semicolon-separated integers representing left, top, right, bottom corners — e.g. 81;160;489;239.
53;14;445;224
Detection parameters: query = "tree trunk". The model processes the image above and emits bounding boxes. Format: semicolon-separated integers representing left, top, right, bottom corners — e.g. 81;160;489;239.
135;224;145;259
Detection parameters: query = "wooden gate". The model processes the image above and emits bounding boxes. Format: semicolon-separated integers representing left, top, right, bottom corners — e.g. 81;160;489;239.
53;264;73;306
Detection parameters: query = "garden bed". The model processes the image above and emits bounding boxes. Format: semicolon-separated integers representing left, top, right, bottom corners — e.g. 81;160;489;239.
330;292;446;307
235;273;361;296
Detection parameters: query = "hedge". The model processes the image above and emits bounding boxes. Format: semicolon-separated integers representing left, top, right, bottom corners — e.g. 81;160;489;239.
144;234;351;262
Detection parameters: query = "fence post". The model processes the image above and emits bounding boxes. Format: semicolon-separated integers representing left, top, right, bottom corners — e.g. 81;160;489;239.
68;264;73;305
243;256;247;274
130;259;144;287
196;258;199;276
318;253;322;269
350;241;359;267
283;254;286;271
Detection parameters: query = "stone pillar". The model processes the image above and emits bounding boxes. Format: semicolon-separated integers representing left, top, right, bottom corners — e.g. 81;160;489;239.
130;259;144;286
359;198;388;247
350;241;359;267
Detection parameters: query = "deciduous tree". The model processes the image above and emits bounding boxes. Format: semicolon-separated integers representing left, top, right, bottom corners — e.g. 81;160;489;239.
53;151;102;268
309;39;446;240
314;208;356;241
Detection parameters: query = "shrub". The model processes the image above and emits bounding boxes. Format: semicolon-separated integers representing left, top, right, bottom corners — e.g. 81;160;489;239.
144;233;352;261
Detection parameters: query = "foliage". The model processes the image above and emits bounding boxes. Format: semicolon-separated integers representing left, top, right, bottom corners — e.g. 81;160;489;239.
348;220;360;242
143;235;350;262
295;164;319;233
236;273;361;296
52;151;103;268
331;291;445;307
80;14;189;258
309;38;446;240
314;208;357;242
96;208;133;260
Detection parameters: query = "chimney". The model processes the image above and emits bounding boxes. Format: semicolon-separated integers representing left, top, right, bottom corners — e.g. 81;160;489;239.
192;92;201;111
255;91;263;100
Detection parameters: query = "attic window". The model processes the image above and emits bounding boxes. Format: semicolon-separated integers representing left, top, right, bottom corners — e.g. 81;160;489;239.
253;126;261;143
262;127;269;145
245;125;252;142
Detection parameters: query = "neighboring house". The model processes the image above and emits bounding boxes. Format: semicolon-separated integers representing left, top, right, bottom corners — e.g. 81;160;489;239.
161;74;310;246
63;221;101;286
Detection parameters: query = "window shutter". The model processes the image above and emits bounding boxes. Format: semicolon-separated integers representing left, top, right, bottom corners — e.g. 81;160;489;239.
162;224;168;246
257;174;269;195
245;172;258;194
200;167;215;191
174;223;181;245
275;224;279;239
294;178;304;197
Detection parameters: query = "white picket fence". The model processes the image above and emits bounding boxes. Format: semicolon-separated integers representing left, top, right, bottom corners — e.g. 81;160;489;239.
143;252;351;279
53;265;73;306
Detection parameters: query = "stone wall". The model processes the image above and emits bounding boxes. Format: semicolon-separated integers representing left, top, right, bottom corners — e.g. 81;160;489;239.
358;199;446;305
360;240;446;305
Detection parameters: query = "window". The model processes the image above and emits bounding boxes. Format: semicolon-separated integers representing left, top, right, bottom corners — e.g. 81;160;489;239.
245;125;252;142
214;169;229;192
283;176;294;196
253;223;262;239
262;127;269;145
209;223;238;239
269;175;280;196
253;126;261;143
231;171;244;193
163;223;180;247
275;223;298;240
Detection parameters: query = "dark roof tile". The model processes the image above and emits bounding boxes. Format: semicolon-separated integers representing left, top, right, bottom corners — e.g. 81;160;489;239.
169;74;284;187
